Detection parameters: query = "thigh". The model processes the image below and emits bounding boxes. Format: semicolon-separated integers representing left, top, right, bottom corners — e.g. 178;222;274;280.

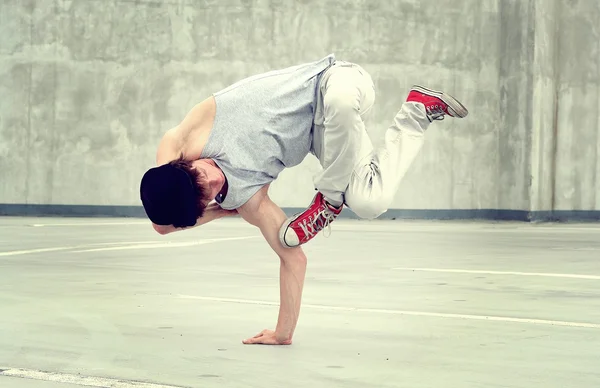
352;64;376;122
311;64;375;164
322;63;375;118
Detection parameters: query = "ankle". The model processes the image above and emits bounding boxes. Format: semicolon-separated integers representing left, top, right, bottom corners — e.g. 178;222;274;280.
325;201;343;212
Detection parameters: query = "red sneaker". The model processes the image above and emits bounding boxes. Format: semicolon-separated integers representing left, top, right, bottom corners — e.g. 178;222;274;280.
279;192;343;248
406;85;469;122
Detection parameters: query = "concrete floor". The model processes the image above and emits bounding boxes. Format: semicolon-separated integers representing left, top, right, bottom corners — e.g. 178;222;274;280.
1;216;599;388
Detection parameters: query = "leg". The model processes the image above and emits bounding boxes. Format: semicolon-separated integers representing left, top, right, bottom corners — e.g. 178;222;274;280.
278;63;375;248
312;63;376;207
279;83;468;248
345;86;469;219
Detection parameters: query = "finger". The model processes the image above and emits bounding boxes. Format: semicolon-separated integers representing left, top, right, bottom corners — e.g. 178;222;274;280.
245;332;263;342
242;337;263;345
257;329;272;337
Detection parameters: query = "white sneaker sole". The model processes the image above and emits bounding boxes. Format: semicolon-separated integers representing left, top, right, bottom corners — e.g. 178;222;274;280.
278;216;299;248
412;85;469;118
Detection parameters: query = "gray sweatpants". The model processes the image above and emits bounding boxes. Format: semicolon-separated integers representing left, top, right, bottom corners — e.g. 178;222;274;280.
310;61;431;219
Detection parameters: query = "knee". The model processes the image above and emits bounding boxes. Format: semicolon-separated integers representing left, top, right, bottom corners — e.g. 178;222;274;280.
345;192;390;220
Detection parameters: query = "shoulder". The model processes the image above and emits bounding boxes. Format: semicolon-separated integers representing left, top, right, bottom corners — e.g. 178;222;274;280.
177;96;216;160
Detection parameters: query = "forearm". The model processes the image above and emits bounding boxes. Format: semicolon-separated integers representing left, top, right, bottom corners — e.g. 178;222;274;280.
236;188;310;344
275;254;307;342
193;208;227;227
152;205;234;234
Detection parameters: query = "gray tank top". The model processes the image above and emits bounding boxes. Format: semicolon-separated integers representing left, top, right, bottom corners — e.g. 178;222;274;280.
200;54;336;209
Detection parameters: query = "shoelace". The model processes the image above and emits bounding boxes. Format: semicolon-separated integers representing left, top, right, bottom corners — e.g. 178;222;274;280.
427;105;446;121
299;207;337;241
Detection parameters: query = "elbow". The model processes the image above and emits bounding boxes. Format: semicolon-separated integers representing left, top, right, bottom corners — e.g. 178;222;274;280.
152;223;171;235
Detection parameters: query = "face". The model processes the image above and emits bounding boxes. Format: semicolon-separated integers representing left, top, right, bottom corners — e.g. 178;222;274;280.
191;159;225;201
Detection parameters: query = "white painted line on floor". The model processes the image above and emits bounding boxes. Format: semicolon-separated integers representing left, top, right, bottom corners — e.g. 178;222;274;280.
72;236;259;252
0;241;168;257
31;221;147;227
86;241;166;246
0;368;187;388
392;267;600;280
0;237;258;257
177;295;600;330
0;247;74;257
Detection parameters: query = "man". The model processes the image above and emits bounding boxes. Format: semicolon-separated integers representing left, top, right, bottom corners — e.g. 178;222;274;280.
139;54;468;345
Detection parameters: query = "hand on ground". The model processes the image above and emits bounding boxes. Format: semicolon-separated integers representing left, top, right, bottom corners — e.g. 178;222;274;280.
242;329;292;345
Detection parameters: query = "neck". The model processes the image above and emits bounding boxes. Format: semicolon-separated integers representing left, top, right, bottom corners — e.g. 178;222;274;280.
216;174;228;202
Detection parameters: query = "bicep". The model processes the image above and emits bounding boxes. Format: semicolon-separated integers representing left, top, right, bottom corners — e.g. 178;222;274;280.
156;118;204;165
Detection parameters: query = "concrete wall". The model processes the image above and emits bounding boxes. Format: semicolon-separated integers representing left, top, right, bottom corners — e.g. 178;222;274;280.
529;0;600;218
0;0;598;219
553;0;600;212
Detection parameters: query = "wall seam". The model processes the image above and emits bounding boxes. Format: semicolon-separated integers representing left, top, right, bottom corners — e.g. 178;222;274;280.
549;0;561;214
25;0;34;205
525;0;536;219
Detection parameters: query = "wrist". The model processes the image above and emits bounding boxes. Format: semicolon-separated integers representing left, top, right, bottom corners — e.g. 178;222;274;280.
275;331;293;344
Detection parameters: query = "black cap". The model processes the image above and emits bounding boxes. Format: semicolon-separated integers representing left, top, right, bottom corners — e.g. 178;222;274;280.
140;164;198;227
